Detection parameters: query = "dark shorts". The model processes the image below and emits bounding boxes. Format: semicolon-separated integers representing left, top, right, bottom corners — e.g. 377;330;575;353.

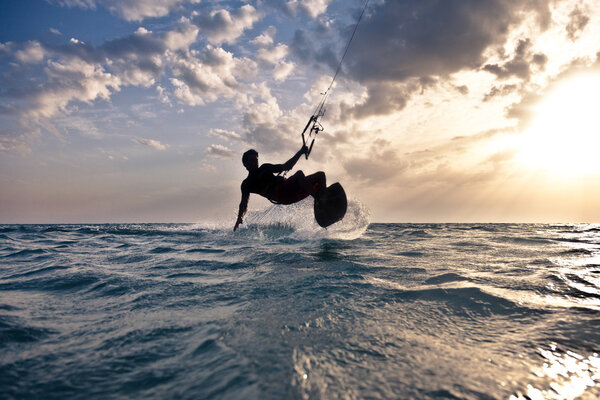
271;178;311;205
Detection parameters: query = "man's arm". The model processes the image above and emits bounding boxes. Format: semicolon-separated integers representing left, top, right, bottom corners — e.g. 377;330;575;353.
267;145;307;174
234;182;250;232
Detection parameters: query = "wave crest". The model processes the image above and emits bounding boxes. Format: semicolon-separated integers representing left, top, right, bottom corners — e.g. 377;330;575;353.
242;197;370;240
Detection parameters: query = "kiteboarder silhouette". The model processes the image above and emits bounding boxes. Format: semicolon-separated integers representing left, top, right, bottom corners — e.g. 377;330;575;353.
233;0;371;231
233;145;327;231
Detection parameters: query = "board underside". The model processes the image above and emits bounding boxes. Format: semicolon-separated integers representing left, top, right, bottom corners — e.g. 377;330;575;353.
314;182;347;228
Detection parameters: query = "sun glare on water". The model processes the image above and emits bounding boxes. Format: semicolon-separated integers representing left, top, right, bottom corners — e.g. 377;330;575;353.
517;74;600;178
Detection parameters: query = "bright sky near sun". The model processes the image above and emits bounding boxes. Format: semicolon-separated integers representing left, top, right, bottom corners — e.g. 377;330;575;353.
1;0;600;223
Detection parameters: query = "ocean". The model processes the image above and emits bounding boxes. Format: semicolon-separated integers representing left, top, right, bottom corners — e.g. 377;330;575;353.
1;199;599;399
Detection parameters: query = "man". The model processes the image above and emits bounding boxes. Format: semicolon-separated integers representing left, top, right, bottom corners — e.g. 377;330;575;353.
234;145;326;231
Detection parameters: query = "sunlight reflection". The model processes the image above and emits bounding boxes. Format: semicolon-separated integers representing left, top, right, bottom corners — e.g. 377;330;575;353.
511;346;600;400
545;226;600;309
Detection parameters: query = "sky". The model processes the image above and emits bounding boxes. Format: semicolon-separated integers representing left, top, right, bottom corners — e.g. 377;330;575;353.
1;0;600;224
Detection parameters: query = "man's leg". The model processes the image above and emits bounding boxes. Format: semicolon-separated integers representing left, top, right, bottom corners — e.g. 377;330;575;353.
306;171;326;196
287;170;317;198
278;170;328;204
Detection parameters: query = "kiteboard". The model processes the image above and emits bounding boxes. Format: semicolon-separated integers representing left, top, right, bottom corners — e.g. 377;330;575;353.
314;182;347;228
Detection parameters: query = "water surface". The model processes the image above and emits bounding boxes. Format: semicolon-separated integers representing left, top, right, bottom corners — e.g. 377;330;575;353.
1;204;599;399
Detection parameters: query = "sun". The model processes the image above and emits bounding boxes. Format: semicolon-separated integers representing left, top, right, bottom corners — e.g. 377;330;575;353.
517;74;600;178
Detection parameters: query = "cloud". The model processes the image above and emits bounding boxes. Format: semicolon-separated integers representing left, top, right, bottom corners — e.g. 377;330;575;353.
0;2;271;154
338;126;520;217
251;26;276;47
286;0;333;19
342;140;410;184
0;27;174;152
0;123;39;155
257;44;289;65
483;84;520;102
264;0;333;19
482;38;547;81
38;27;167;88
292;0;553;118
566;5;590;41
289;27;339;74
15;41;46;63
3;4;273;137
345;80;419;118
273;61;295;81
29;58;120;119
205;143;235;158
256;42;295;81
209;128;243;142
164;19;199;51
252;26;295;81
192;4;262;45
133;137;169;150
168;45;257;106
0;9;257;146
50;0;202;21
239;82;300;153
506;52;600;128
347;0;551;81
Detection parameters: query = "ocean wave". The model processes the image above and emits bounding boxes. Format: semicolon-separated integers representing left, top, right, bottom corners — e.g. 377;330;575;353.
3;264;70;280
240;197;370;241
424;272;470;284
87;277;138;297
547;273;600;300
558;247;594;256
0;270;101;293
0;233;18;242
3;223;600;399
0;316;55;345
492;235;554;245
402;229;431;238
149;246;178;254
394;250;425;257
186;248;226;254
391;286;537;317
5;248;50;258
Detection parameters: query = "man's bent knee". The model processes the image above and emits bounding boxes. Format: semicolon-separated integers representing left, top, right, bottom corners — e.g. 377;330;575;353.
292;170;306;179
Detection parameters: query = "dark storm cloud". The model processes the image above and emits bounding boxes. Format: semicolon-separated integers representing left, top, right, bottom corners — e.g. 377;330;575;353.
291;0;552;118
347;0;550;82
343;80;418;118
290;28;340;74
481;37;549;100
483;38;548;81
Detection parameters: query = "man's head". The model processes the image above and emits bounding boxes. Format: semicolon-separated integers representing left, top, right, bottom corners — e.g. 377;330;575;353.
242;149;259;171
